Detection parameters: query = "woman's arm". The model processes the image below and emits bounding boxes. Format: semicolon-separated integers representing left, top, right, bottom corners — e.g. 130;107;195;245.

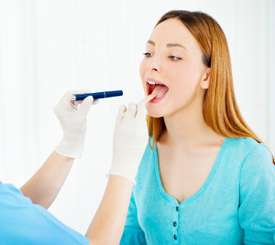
21;92;94;208
238;144;275;244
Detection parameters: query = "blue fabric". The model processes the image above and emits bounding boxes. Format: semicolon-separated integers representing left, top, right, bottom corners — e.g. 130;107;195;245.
120;137;275;245
0;183;89;245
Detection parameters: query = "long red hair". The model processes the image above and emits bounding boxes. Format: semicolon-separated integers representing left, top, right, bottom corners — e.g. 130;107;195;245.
146;10;274;164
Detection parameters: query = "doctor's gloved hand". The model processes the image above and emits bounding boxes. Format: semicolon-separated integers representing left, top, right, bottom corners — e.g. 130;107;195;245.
54;91;96;159
108;95;154;184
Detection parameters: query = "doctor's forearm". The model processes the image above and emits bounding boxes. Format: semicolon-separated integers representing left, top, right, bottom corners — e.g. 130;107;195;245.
21;151;74;208
86;175;133;245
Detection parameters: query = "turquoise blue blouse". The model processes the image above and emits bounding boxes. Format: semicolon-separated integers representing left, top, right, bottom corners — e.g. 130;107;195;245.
0;183;89;245
120;137;275;244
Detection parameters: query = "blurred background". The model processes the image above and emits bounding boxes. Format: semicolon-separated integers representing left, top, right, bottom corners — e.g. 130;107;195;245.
0;0;274;234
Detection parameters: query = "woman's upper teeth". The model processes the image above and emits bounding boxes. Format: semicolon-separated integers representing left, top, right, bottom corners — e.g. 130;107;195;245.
148;80;156;85
147;79;165;86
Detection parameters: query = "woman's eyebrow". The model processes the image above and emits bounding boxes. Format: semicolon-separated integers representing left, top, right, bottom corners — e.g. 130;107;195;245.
147;40;155;46
146;40;186;50
166;43;186;50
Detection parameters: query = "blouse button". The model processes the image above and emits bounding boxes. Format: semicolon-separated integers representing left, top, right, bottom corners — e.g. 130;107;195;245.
173;221;177;227
173;234;177;240
176;206;179;212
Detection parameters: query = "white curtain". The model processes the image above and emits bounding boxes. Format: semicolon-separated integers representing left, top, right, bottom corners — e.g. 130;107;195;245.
0;0;274;233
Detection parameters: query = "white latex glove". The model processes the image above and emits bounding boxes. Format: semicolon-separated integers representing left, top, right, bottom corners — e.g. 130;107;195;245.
54;91;95;159
108;94;155;184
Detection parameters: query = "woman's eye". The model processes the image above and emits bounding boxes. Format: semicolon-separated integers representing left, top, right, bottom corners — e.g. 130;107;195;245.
168;55;182;61
143;52;152;58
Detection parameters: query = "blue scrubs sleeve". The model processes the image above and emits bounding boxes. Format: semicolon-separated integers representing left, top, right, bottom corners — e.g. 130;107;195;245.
0;183;89;245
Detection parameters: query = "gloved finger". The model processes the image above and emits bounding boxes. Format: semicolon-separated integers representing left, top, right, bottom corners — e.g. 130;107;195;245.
73;97;99;107
136;102;146;119
136;94;155;118
63;91;75;104
115;104;127;124
93;99;99;105
78;96;94;114
55;91;75;112
125;103;137;118
71;89;96;104
118;104;127;115
71;100;80;107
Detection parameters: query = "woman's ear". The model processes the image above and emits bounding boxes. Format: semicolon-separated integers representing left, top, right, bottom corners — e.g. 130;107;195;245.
200;68;210;89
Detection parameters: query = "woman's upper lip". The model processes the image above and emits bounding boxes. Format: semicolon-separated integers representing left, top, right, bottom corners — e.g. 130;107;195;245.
145;78;168;87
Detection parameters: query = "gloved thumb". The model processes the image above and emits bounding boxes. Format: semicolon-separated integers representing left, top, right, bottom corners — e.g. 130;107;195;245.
78;96;94;114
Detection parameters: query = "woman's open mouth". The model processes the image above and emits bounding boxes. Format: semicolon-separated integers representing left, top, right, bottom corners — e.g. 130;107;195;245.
146;78;169;103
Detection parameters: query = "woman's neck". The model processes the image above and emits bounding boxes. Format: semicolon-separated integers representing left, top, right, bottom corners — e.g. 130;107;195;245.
162;99;223;149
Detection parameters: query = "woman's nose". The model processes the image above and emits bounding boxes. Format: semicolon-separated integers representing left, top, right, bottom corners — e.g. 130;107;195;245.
149;56;161;72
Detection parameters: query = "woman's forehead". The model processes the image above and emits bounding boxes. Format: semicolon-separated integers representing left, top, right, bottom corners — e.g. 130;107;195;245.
147;19;201;52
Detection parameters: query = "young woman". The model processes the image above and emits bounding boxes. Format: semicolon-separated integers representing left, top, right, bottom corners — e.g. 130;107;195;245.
0;91;155;244
120;10;275;244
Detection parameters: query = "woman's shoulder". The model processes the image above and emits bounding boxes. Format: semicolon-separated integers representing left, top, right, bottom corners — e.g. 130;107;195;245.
225;137;269;155
226;136;259;149
225;137;274;171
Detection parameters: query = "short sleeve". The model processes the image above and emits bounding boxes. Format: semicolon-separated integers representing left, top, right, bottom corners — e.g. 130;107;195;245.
120;193;146;245
238;144;275;244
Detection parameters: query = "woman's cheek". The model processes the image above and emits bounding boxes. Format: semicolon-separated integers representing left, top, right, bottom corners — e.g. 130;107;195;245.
169;73;197;102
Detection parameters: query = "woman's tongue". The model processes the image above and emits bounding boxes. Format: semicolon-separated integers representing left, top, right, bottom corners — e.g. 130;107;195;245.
150;85;169;101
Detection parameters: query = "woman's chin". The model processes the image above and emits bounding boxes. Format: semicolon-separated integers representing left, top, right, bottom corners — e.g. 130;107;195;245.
146;108;164;118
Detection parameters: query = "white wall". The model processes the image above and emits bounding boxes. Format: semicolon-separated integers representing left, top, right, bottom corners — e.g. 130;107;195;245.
0;0;274;233
269;0;275;151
